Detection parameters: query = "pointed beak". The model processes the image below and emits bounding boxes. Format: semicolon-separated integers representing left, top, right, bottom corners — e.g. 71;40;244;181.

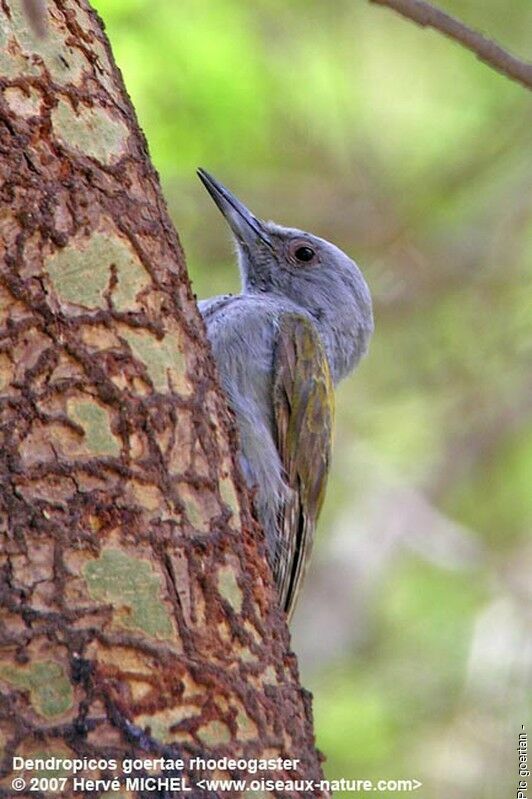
197;168;273;251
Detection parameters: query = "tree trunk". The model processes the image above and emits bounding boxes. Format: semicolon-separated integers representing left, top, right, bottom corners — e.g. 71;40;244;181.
0;2;326;796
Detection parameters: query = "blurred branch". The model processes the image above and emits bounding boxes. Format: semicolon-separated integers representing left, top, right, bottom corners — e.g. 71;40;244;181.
369;0;532;91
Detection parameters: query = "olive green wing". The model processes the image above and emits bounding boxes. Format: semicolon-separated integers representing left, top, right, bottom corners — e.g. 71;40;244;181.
272;314;334;621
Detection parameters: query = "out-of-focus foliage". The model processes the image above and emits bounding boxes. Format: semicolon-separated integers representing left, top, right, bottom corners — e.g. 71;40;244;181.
92;0;531;795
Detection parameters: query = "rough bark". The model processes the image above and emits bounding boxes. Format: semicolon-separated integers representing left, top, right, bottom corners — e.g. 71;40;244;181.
0;2;326;797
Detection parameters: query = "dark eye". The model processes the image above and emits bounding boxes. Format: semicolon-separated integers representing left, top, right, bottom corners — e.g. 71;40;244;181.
287;238;318;265
294;246;315;262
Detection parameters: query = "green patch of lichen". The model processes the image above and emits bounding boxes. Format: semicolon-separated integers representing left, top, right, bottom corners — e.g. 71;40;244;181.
219;476;240;523
0;0;87;83
240;647;258;663
67;399;120;456
135;714;170;743
0;39;36;80
46;232;150;311
217;565;243;613
52;99;128;164
83;549;175;640
262;665;278;685
0;661;73;718
177;484;210;532
121;328;186;393
236;710;258;740
197;720;232;745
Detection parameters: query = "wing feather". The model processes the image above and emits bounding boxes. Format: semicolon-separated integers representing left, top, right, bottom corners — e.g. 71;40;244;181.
272;314;334;620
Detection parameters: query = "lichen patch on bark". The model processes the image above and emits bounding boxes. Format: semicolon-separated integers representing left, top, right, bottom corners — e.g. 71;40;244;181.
220;472;242;525
0;19;39;78
120;324;189;394
217;563;244;613
67;397;121;456
197;720;232;746
0;352;13;390
0;661;74;718
52;98;129;164
236;709;259;741
83;548;177;641
178;482;218;532
46;231;150;311
2;0;89;83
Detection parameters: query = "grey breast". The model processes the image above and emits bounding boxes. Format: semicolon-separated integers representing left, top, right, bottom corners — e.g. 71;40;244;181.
199;293;304;559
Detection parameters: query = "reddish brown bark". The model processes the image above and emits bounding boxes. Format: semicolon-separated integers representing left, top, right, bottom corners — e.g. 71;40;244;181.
0;2;326;796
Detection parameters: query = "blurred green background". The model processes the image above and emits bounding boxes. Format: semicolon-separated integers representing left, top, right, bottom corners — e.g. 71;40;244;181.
92;1;531;795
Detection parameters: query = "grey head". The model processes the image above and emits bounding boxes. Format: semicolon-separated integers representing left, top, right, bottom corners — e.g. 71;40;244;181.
197;168;374;383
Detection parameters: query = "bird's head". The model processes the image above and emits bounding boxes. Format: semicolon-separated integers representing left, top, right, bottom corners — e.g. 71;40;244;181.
198;168;374;381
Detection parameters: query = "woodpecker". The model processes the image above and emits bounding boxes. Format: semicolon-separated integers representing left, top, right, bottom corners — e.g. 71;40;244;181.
197;169;373;620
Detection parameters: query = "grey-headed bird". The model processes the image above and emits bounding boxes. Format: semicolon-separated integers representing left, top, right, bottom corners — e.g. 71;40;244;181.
197;169;373;621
